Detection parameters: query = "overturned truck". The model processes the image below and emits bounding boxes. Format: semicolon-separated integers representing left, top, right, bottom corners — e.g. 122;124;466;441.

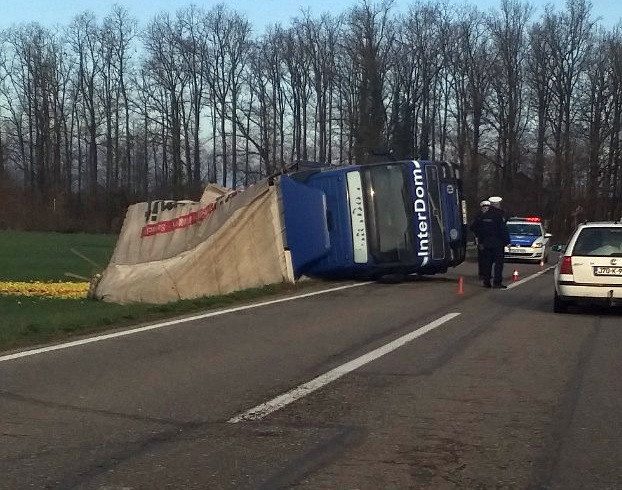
93;160;468;304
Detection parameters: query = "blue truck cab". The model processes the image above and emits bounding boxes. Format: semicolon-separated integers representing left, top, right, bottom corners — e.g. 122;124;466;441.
278;160;467;280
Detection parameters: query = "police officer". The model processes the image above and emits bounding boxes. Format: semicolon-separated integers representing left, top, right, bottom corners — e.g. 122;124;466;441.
470;196;510;288
470;200;491;280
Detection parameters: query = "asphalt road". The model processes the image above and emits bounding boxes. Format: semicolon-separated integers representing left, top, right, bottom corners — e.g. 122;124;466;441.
1;257;621;489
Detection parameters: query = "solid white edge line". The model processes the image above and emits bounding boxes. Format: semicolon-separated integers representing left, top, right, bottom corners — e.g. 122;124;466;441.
0;281;373;363
506;265;556;289
228;312;461;423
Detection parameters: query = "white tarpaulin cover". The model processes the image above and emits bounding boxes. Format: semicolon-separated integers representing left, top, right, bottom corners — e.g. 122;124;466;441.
93;180;294;304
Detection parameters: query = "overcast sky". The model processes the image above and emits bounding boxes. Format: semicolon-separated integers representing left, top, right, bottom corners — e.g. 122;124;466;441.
2;0;621;33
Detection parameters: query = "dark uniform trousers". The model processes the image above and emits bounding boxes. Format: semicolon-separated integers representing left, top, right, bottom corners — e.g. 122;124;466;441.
477;243;485;279
481;245;505;286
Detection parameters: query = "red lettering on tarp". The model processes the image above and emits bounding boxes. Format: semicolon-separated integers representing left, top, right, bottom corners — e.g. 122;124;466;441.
140;192;238;237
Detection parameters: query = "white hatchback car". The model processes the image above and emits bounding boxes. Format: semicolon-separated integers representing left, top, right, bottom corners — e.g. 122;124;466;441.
554;221;622;313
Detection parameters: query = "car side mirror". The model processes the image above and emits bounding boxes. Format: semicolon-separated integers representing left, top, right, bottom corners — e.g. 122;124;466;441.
551;244;565;252
544;233;552;238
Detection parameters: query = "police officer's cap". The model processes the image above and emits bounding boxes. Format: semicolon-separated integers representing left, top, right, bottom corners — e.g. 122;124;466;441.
488;196;502;204
480;200;491;207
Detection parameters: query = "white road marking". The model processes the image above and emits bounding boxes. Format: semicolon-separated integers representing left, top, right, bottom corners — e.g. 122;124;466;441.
228;312;461;423
0;282;373;363
506;265;556;289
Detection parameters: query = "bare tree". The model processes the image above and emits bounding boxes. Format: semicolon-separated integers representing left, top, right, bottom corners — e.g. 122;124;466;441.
542;0;595;224
526;20;554;209
449;6;493;203
143;12;187;196
102;6;137;195
279;26;312;163
205;5;251;188
486;0;532;192
234;42;268;176
345;0;395;165
297;13;341;163
178;5;209;190
67;12;103;199
1;1;621;235
398;2;451;160
606;28;622;219
580;33;612;218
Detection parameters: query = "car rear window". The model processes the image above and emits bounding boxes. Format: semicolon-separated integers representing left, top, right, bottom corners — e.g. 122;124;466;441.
572;228;622;256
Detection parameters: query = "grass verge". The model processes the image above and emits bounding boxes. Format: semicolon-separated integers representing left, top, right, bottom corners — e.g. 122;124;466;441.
0;230;331;354
0;281;325;353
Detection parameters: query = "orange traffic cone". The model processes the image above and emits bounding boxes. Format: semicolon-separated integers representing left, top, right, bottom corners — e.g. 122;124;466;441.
457;276;464;295
512;269;520;281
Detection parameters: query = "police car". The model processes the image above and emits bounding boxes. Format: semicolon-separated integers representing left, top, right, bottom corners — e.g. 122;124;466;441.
554;221;622;312
504;217;552;263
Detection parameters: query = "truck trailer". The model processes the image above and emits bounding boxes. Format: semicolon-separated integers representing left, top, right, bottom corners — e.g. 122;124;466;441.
93;160;467;303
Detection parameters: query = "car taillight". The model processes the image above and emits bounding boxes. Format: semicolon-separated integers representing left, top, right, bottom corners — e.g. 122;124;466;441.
560;256;573;274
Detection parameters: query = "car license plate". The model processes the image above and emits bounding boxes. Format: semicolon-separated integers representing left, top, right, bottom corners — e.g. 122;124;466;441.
593;266;622;276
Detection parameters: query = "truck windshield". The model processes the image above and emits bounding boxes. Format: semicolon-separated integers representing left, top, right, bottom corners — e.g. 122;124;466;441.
361;164;416;264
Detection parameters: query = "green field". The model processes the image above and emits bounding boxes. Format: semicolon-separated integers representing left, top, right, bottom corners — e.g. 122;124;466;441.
0;230;117;281
0;231;315;353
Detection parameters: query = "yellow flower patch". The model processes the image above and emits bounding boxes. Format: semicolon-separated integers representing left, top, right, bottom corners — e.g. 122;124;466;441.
0;281;90;299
